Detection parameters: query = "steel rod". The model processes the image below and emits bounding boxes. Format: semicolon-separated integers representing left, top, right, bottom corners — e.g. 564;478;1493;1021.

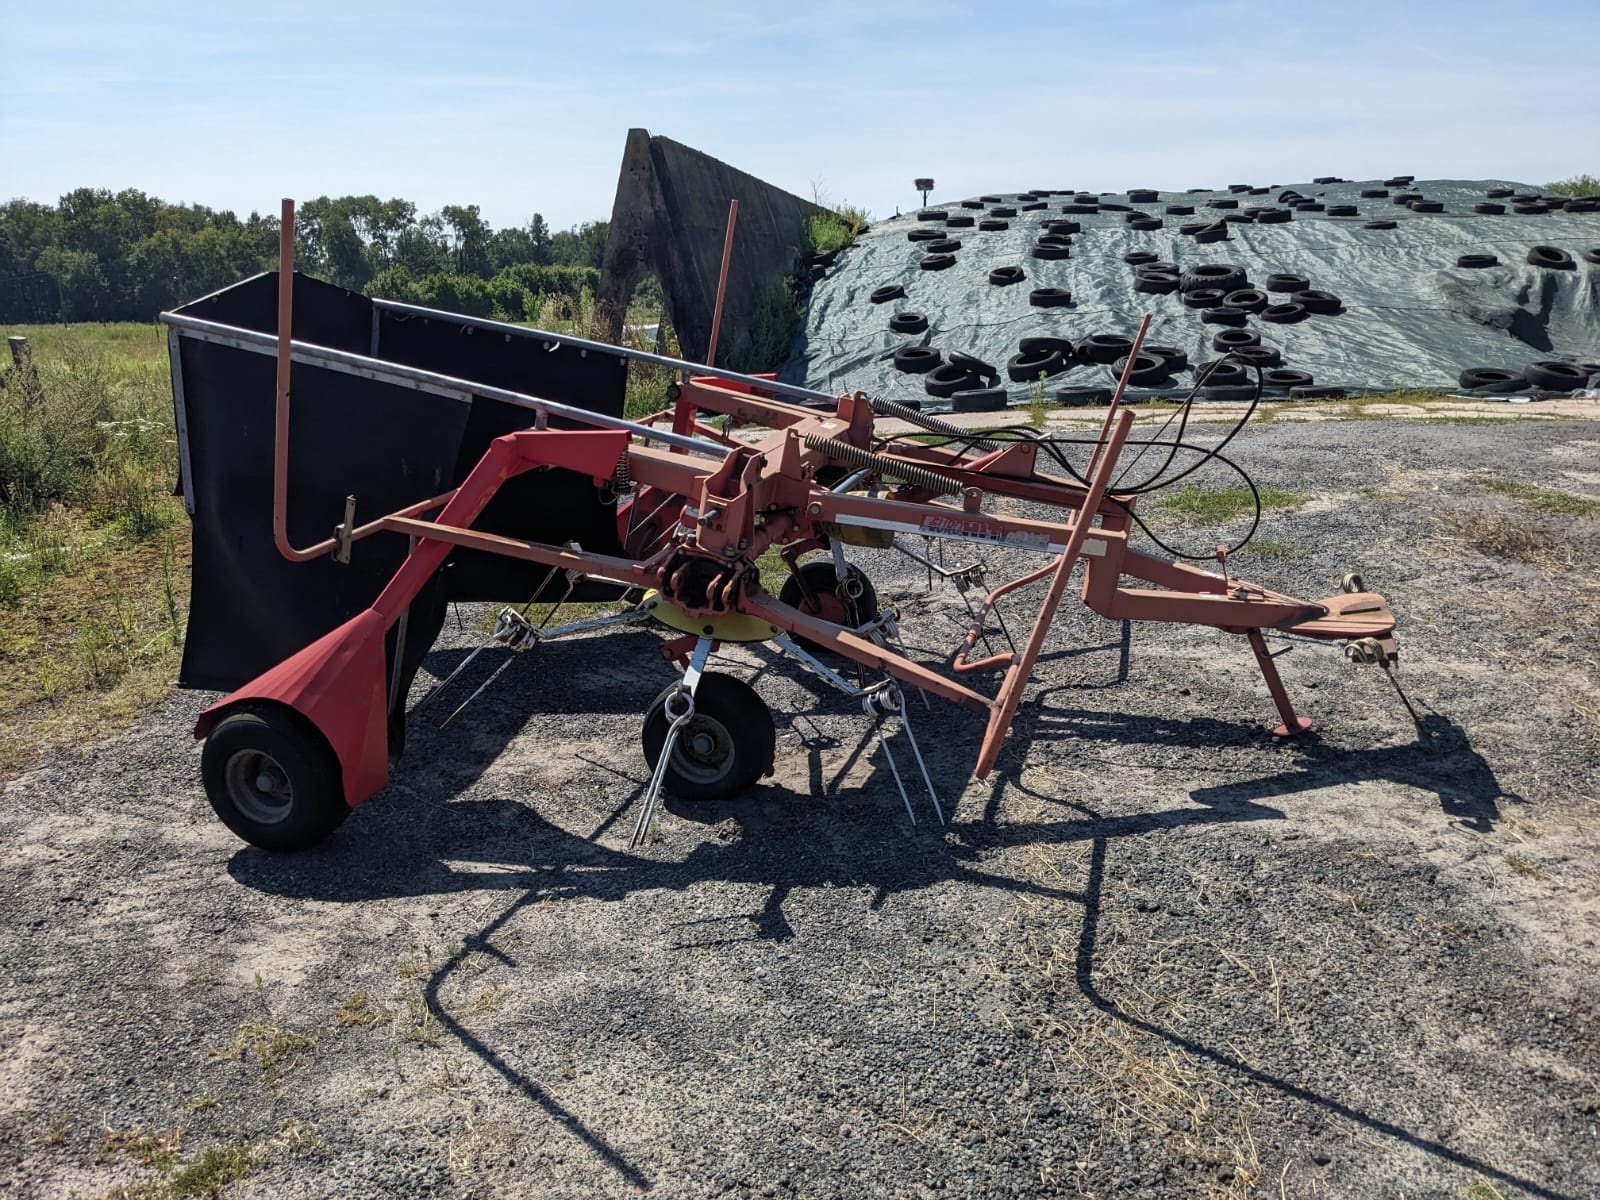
706;199;739;368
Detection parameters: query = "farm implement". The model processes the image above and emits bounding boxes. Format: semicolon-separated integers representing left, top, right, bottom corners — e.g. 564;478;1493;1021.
165;201;1400;852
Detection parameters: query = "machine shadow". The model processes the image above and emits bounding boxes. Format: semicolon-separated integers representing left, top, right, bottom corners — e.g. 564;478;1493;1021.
227;623;1532;1194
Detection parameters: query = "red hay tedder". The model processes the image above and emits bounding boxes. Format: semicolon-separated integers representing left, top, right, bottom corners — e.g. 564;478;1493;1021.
176;202;1401;852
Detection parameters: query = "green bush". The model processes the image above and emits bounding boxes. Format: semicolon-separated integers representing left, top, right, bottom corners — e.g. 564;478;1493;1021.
1546;174;1599;198
803;205;869;256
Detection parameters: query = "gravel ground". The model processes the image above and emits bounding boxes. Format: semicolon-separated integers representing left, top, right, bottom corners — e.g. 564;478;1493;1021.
2;418;1598;1200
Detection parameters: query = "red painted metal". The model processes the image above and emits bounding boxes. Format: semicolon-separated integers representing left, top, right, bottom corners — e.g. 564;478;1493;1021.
200;217;1399;816
705;199;739;368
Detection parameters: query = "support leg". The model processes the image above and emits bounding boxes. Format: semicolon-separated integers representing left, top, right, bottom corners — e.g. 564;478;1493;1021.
1247;629;1312;737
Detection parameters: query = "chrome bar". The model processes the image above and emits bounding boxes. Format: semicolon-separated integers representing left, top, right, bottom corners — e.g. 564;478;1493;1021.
158;313;734;460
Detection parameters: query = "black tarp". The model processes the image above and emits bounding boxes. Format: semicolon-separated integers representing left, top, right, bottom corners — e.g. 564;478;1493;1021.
166;273;629;702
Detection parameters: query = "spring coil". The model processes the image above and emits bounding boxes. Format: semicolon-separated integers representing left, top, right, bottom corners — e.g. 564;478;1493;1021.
867;396;1001;453
802;432;965;498
611;450;633;493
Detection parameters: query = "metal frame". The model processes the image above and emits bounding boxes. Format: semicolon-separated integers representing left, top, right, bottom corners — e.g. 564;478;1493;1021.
183;199;1400;824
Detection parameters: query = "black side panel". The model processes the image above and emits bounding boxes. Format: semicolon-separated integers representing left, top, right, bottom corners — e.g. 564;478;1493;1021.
171;273;632;694
176;337;468;692
173;271;371;354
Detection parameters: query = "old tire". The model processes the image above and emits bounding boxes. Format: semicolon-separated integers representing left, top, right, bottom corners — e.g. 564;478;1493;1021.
642;673;775;801
1261;303;1309;324
1029;287;1073;308
1007;348;1067;382
1457;367;1525;389
1527;245;1574;270
893;346;941;374
1525;361;1588;390
924;363;979;397
201;705;348;852
889;311;929;335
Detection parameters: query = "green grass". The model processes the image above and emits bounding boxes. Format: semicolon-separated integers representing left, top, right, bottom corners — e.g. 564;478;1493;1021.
1152;484;1306;523
1545;173;1599;198
804;205;870;256
1471;475;1600;517
166;1144;256;1198
1244;538;1302;560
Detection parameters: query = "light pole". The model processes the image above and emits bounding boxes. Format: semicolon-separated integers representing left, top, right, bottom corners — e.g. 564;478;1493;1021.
915;178;935;208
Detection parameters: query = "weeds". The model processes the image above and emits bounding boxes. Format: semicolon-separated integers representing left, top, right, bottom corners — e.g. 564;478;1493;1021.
165;1144;255;1198
1439;511;1568;569
1153;484;1306;523
803;204;870;256
335;991;389;1028
1471;475;1600;518
213;1021;317;1072
1244;538;1302;560
1028;372;1049;428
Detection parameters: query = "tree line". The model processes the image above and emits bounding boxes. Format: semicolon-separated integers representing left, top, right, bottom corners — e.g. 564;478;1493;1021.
0;188;627;324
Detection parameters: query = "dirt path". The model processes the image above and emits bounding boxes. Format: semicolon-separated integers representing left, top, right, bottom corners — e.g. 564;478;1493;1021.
2;419;1598;1199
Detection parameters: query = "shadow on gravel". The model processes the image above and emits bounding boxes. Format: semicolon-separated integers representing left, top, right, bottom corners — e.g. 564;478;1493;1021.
1188;711;1516;833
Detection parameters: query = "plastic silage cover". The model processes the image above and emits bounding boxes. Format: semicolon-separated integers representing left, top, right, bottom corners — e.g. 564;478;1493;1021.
779;179;1600;407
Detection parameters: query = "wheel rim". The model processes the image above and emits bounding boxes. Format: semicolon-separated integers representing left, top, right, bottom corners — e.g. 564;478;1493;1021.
670;714;735;787
223;749;294;825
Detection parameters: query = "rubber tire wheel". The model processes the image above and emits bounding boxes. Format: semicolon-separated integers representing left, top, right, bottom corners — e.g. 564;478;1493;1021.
949;351;998;379
641;673;775;801
1473;203;1506;215
926;239;962;254
870;284;906;304
1289;385;1346;400
1019;336;1075;358
1081;334;1134;364
1194;225;1229;244
1111;353;1171;385
1029;288;1072;308
1525;361;1588;390
978;219;1010;231
1182;288;1227;309
1124;251;1159;265
1180;264;1246;294
889;312;929;335
1200;306;1248;326
1262;368;1313;389
1212;328;1261;349
1256;209;1292;224
1129;218;1163;231
1264;273;1310;294
917;210;948;222
201;704;348;852
950;387;1008;413
908;228;944;242
1196;361;1248;387
1582;249;1600;265
1364;220;1397;230
990;206;1017;218
1458;367;1525;389
1204;384;1258;402
920;253;957;271
1007;348;1067;382
1031;243;1071;260
1143;344;1189;372
1224;289;1268;313
1456;255;1498;269
1327;205;1359;217
1133;271;1179;294
1411;201;1444;213
1526;245;1574;270
893;346;941;374
1230;345;1282;368
945;214;974;228
1261;303;1309;324
1291;289;1342;315
924;363;979;398
988;265;1026;287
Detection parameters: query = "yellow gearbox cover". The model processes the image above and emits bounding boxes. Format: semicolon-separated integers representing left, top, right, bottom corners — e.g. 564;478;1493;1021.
642;590;780;643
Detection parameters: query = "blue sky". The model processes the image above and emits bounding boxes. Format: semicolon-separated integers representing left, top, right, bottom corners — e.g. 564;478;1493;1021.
4;0;1596;230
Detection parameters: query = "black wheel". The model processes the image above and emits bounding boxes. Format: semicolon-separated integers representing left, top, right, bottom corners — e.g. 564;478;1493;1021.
1133;271;1179;294
1582;249;1600;265
1196;361;1249;387
1007;347;1067;381
1292;289;1342;315
1525;361;1588;390
893;346;941;374
1526;245;1574;270
925;363;980;398
1213;328;1261;349
1019;335;1076;357
1224;289;1269;313
1200;305;1248;326
1080;334;1134;364
1263;368;1314;389
945;214;975;228
1030;243;1071;260
1230;345;1282;368
1111;353;1171;386
1458;366;1525;390
1473;203;1506;215
1193;224;1229;244
889;311;929;335
1455;254;1498;269
1264;272;1309;293
870;284;906;304
642;674;774;801
1182;287;1227;310
200;704;348;851
1028;287;1072;307
1261;302;1309;324
951;387;1007;412
978;218;1010;231
1144;344;1189;372
1363;220;1397;230
778;561;879;648
919;253;957;271
1180;264;1246;294
949;350;998;380
988;265;1026;287
926;238;962;253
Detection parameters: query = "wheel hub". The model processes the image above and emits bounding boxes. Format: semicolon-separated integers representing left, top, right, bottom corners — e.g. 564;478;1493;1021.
225;749;294;825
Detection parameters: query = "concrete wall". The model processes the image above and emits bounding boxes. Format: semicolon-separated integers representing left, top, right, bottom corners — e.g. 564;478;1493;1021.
596;129;824;367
